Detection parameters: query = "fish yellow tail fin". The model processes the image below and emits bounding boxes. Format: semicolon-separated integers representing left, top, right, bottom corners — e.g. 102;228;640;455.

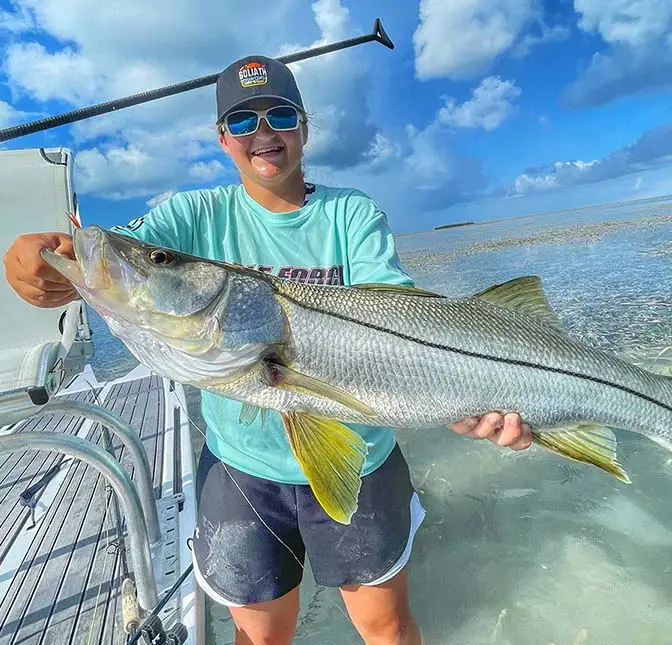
532;424;631;483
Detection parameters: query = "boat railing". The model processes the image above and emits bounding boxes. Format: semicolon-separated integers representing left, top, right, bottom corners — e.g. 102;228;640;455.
0;432;158;609
37;398;162;545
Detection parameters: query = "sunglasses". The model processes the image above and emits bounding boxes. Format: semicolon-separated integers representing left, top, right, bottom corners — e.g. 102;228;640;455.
223;105;302;137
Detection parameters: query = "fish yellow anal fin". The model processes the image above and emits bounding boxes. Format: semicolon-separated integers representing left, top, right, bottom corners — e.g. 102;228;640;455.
353;283;446;298
282;412;368;524
271;363;375;417
533;424;631;483
473;276;565;330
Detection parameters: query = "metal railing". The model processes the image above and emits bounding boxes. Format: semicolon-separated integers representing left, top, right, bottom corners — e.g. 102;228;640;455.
0;432;158;609
39;398;162;545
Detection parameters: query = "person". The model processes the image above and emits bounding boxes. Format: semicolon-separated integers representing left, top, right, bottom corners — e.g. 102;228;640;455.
3;55;532;645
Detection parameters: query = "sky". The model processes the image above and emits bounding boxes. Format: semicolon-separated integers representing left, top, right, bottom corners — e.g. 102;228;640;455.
1;0;672;234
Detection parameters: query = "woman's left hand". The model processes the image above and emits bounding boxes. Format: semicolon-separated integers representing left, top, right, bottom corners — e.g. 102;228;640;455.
450;412;532;451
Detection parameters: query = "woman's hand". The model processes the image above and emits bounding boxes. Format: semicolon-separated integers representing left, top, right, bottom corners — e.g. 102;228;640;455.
3;233;78;308
450;412;532;451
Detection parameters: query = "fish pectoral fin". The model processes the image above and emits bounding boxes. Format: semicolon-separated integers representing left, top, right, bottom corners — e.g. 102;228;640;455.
271;363;375;417
239;403;262;426
533;424;631;483
281;412;368;525
353;283;446;298
239;404;269;429
472;276;565;330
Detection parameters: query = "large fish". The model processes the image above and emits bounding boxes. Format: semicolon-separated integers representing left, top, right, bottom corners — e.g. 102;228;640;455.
42;225;672;524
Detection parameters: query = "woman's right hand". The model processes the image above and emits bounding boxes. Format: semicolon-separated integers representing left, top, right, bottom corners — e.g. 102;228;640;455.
3;233;78;308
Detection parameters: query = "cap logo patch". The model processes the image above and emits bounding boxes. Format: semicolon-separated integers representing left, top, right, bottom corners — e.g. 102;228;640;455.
239;62;268;88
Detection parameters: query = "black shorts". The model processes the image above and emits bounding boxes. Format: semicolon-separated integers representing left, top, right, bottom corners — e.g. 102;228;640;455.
191;442;426;606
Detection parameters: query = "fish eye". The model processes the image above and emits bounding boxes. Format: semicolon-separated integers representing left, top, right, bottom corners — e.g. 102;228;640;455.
149;249;174;265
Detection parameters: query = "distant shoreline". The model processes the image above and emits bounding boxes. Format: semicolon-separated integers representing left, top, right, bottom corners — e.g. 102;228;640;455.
433;221;475;230
400;192;672;238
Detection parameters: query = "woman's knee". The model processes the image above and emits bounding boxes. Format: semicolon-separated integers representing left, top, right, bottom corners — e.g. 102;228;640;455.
228;587;300;645
353;607;416;642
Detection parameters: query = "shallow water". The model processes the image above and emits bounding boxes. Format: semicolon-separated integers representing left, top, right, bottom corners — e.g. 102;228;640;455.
87;196;672;644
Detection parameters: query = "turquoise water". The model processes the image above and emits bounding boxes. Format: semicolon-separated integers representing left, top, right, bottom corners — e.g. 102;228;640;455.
87;196;672;644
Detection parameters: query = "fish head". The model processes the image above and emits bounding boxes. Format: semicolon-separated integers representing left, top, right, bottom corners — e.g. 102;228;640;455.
43;225;229;318
41;226;287;383
41;225;232;346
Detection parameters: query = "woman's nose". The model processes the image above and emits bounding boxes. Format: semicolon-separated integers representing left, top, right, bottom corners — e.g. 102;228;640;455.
256;118;274;135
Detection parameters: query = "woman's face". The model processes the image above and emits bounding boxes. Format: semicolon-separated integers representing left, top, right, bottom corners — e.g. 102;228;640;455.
219;98;306;186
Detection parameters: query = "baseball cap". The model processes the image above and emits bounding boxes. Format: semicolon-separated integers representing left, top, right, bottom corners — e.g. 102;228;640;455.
215;55;305;124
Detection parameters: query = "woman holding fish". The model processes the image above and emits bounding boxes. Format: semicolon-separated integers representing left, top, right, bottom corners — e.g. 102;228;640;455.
4;57;531;645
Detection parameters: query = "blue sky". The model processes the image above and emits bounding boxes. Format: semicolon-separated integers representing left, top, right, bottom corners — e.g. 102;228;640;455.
1;0;672;234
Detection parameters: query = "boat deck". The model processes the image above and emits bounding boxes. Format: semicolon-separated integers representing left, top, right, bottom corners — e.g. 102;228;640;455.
0;366;199;645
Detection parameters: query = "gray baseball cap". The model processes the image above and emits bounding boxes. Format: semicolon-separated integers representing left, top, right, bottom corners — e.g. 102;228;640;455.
215;55;305;124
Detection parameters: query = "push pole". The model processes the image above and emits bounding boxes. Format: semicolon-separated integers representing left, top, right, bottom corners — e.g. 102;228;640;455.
0;18;394;143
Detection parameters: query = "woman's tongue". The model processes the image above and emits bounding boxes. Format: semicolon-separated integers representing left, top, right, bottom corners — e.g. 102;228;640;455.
251;145;285;177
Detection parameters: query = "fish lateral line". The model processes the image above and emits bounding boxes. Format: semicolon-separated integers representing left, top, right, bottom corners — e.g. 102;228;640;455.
276;291;672;415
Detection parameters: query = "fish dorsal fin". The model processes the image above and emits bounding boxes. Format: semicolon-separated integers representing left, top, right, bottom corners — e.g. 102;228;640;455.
472;276;564;330
353;283;445;298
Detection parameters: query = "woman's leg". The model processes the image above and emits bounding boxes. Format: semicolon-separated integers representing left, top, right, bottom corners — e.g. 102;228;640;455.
340;567;421;645
191;445;306;644
228;586;301;645
298;444;426;644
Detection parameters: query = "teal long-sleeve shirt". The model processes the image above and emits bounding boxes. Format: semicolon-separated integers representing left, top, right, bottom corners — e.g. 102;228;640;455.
112;182;413;483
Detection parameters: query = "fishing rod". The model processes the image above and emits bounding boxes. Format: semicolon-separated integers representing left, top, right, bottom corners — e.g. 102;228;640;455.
0;18;394;143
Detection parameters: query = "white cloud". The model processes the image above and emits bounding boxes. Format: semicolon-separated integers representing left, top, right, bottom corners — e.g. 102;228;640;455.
413;0;535;79
512;123;672;194
438;76;521;131
364;133;402;169
514;173;558;193
567;0;672;106
0;1;34;32
188;160;226;182
512;22;569;58
0;99;28;128
146;191;175;208
5;42;101;103
575;0;672;47
513;160;600;194
70;119;223;198
311;0;349;41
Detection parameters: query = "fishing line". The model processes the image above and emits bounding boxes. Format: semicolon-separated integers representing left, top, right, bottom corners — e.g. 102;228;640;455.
174;397;356;631
176;399;304;569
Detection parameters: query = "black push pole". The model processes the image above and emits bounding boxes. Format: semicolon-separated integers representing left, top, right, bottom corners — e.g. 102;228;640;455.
0;18;393;143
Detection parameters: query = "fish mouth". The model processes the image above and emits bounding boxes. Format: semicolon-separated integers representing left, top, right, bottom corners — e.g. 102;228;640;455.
41;225;125;296
40;248;83;285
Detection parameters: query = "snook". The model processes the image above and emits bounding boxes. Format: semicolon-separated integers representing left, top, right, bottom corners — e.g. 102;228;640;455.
42;225;672;524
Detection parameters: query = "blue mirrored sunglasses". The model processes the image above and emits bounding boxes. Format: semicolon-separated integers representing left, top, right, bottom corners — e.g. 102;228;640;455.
224;105;301;137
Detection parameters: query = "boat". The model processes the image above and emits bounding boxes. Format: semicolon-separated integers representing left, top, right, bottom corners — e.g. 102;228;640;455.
0;147;202;644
